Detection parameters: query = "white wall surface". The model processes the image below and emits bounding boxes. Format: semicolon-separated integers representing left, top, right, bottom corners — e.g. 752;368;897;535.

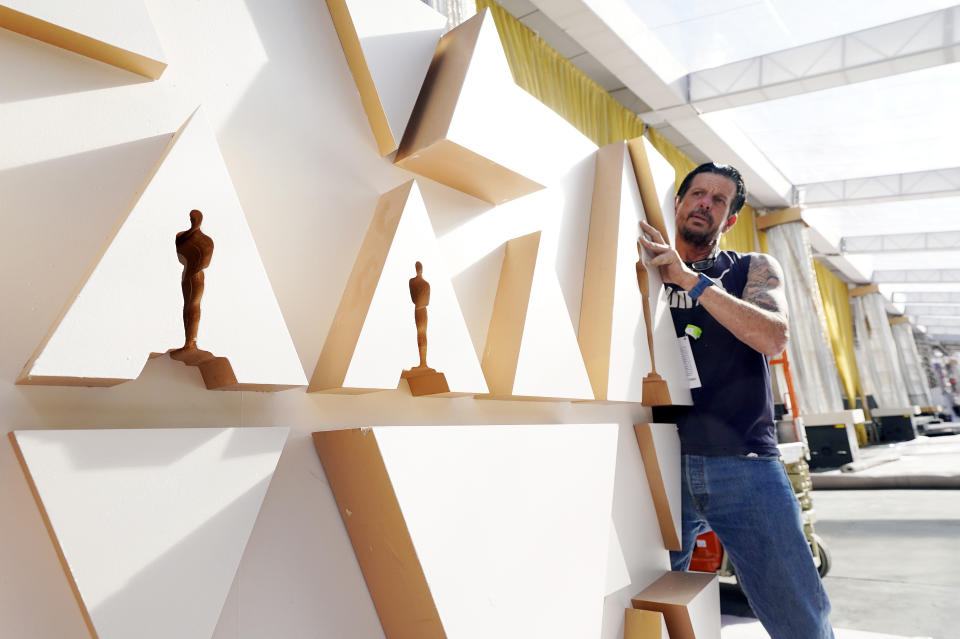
0;1;676;637
11;427;288;639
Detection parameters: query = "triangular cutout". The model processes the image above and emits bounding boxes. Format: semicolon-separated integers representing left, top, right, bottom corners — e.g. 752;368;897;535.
326;0;446;156
313;423;617;639
580;141;691;404
481;231;594;400
0;0;166;78
18;108;307;391
9;427;288;639
309;179;487;396
631;571;720;639
395;10;570;205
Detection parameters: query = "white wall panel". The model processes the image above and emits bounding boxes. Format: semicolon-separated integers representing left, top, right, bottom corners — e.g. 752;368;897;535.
0;1;685;637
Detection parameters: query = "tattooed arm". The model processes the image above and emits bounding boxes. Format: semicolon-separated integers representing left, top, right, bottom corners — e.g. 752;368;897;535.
638;221;789;356
694;253;789;357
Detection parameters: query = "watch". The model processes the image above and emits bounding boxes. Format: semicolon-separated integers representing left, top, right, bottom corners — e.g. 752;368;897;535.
688;273;714;301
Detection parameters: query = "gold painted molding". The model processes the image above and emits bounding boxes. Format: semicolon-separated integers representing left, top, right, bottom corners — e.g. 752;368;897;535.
756;207;804;231
0;4;165;79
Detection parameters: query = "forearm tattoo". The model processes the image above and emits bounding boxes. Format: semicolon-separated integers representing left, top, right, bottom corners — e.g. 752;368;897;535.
743;256;784;313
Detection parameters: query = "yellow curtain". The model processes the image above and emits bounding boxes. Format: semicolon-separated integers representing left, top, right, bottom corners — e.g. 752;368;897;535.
477;0;760;254
721;206;757;253
814;259;862;411
476;0;644;146
757;228;770;255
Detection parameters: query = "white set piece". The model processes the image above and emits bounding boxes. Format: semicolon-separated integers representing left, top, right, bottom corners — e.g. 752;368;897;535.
580;141;691;405
482;231;594;400
9;427;288;639
309;180;487;396
18;108;307;391
325;0;445;156
631;571;720;639
0;0;166;78
395;10;578;205
314;423;618;639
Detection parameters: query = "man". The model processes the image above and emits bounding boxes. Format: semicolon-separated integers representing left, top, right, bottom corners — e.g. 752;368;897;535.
639;163;834;639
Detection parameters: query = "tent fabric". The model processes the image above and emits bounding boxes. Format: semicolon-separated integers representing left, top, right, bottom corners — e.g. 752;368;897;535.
891;322;932;406
764;221;845;414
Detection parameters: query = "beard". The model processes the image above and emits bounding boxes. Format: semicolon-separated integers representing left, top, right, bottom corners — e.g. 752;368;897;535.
678;211;721;247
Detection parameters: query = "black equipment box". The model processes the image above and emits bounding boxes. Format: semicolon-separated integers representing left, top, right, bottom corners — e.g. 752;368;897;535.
876;413;917;442
805;423;858;469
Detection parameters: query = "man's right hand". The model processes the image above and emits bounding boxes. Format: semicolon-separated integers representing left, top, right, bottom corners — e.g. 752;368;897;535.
638;220;698;291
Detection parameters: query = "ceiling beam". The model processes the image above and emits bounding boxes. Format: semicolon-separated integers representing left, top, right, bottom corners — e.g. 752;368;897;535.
926;331;960;342
914;317;960;328
799;166;960;207
893;291;960;304
904;305;960;317
687;7;960;113
873;269;960;283
841;230;960;253
526;0;794;208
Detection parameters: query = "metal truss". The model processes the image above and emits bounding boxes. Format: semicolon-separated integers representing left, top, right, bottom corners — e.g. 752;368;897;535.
872;269;960;283
926;332;960;343
841;230;960;253
903;305;960;317
799;167;960;207
893;291;960;304
912;316;960;328
687;7;960;112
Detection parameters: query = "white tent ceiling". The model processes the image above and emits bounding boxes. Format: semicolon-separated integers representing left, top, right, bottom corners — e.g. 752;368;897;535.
495;0;960;345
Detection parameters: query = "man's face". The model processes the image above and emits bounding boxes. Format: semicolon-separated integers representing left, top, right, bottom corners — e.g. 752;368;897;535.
674;172;738;248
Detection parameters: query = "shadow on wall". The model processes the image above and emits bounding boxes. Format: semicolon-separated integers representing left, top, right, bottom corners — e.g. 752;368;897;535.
9;428;289;637
0;28;148;104
0;438;89;638
13;354;244;432
601;423;673;638
87;475;274;639
0;135;172;376
216;0;404;370
211;432;388;639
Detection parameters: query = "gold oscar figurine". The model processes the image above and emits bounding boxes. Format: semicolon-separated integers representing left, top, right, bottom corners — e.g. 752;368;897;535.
170;209;216;366
637;242;671;406
400;261;450;396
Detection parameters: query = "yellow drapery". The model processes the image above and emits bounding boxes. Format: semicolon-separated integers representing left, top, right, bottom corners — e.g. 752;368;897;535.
814;259;862;410
476;0;760;254
476;0;644;146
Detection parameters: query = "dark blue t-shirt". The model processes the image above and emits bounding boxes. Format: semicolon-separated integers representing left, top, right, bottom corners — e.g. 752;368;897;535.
654;250;779;456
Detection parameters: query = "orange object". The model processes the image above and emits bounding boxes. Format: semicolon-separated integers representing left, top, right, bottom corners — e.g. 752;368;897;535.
770;349;802;441
688;531;723;573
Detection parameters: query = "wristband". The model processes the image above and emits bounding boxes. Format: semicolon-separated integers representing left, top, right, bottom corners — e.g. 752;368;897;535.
688;273;714;301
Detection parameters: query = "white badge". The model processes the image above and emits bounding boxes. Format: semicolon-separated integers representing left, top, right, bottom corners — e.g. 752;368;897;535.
677;336;701;389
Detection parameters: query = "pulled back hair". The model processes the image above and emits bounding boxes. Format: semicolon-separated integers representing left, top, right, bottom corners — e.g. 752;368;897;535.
676;163;746;216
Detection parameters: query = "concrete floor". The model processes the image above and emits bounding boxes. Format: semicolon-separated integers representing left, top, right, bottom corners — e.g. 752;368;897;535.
720;488;960;639
814;489;960;639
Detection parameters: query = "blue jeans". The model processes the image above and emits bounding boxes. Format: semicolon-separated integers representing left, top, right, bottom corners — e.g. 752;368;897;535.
670;454;834;639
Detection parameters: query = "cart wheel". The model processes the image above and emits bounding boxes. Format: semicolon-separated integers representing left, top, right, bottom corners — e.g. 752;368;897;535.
813;533;831;578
